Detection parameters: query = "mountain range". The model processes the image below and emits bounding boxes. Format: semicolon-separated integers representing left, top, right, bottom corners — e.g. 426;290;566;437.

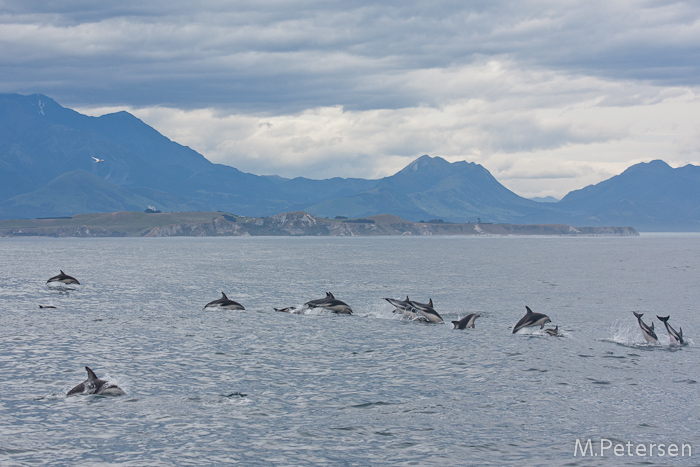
1;93;698;231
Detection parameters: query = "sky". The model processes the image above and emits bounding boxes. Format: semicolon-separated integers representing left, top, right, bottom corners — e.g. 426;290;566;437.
2;0;700;198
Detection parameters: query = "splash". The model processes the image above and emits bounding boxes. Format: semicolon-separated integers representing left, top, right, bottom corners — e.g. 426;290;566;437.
602;319;670;348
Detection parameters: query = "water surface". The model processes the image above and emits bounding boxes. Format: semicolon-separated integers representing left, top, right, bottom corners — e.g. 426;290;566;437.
0;235;698;465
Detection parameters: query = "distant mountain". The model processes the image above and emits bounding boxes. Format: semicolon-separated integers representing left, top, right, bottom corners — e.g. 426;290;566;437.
543;160;700;231
0;93;370;217
1;93;699;231
305;155;545;223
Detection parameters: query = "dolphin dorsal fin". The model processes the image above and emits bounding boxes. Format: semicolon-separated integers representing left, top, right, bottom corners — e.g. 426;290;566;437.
60;270;65;274
326;292;335;299
679;327;683;338
428;299;433;307
221;292;228;299
85;366;98;381
650;322;654;330
405;296;410;302
526;306;533;314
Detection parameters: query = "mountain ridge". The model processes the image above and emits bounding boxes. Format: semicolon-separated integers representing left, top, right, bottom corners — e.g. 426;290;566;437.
0;92;698;231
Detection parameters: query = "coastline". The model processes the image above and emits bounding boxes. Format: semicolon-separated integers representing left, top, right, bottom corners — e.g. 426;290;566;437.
0;210;639;238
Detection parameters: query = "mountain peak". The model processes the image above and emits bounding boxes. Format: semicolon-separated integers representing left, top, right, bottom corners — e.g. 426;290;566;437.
399;155;449;174
622;159;672;175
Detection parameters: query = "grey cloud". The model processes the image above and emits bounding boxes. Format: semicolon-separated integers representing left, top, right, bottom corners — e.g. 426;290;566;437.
2;1;699;112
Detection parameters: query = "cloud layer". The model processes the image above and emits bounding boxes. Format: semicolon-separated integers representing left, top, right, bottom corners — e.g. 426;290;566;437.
2;1;700;197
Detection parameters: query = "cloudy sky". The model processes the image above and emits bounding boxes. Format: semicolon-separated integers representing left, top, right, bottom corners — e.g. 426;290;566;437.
2;1;700;198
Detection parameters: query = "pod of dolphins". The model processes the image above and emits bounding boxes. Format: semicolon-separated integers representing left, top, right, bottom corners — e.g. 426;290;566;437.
43;270;688;397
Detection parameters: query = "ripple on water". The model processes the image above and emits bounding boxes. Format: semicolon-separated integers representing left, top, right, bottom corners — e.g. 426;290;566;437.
1;236;699;466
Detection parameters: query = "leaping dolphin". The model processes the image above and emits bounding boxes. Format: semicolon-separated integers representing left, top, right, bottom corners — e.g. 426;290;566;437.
305;292;352;314
452;313;479;329
384;296;428;322
304;292;335;308
204;292;245;310
657;315;684;345
67;366;125;396
384;296;410;311
406;298;443;324
47;270;80;285
633;312;658;343
512;306;551;334
544;325;560;336
408;298;434;312
307;298;353;314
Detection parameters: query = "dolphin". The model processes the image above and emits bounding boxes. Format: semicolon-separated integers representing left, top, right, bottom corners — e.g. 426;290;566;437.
47;270;80;286
408;298;434;312
633;312;658;343
306;298;353;314
512;306;551;334
544;325;560;336
204;292;245;310
384;296;428;322
657;315;684;345
39;305;57;309
305;292;352;314
452;313;479;329
67;366;125;396
406;298;443;324
304;292;335;308
384;296;410;310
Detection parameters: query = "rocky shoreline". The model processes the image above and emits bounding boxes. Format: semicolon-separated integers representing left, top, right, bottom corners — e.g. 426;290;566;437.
0;211;640;237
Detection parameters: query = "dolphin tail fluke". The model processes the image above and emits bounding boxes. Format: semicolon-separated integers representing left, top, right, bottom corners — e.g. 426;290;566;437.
451;321;459;329
633;311;643;318
657;315;670;323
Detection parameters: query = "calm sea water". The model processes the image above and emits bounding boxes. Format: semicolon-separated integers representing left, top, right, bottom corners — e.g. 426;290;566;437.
0;235;698;466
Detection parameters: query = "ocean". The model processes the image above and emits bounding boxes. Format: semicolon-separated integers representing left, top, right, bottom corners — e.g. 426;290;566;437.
0;235;698;466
